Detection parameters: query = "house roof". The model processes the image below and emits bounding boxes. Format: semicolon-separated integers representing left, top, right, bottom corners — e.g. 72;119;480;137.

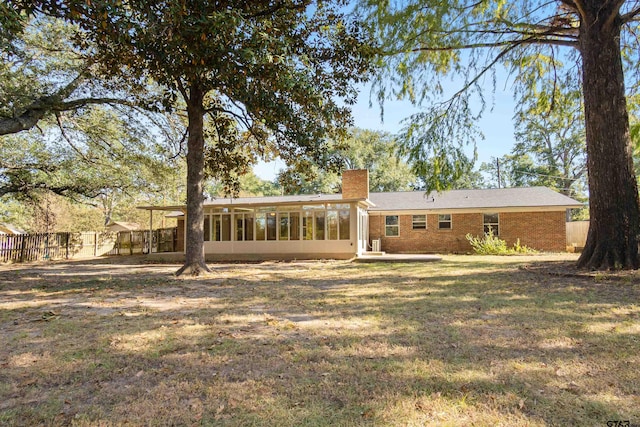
0;223;26;234
138;187;583;213
106;221;140;230
138;193;366;211
368;187;583;212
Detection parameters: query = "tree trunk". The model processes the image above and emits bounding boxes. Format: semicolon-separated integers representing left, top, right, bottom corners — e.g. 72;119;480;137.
577;3;640;270
176;83;211;276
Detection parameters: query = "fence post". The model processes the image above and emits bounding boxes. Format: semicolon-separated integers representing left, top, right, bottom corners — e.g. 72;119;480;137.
19;234;26;263
94;232;98;257
65;232;69;259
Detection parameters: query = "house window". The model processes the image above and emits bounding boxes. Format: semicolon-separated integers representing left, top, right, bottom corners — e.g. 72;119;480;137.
438;214;452;229
290;212;300;240
302;211;314;240
412;214;426;230
255;213;266;240
483;213;499;236
266;212;277;240
211;214;232;241
338;209;350;240
204;214;211;241
385;215;399;236
235;210;254;241
315;211;325;240
279;212;290;240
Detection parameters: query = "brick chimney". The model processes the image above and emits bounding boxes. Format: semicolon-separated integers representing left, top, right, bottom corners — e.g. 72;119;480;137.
342;169;369;200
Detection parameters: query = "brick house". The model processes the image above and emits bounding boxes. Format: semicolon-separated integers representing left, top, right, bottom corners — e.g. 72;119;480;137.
140;169;582;259
368;187;580;254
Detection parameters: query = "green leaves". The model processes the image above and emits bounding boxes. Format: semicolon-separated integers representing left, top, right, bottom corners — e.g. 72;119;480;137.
277;128;418;194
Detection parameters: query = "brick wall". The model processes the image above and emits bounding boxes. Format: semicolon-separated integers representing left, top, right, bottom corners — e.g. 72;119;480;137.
500;211;566;252
369;210;567;253
342;169;369;200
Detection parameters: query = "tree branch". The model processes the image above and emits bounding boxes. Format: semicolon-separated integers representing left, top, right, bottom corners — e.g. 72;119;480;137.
621;5;640;22
242;1;306;19
0;74;135;136
603;0;626;30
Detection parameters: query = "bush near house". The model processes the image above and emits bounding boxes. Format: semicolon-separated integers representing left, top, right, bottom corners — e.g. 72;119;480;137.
466;229;538;255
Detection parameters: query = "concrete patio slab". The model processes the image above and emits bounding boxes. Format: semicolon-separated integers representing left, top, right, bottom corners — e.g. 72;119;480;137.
355;253;442;263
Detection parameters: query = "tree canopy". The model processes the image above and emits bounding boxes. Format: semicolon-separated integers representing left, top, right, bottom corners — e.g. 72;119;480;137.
277;128;418;194
16;0;373;274
360;0;640;270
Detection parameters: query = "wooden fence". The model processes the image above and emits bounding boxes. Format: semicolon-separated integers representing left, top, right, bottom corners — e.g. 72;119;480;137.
1;227;177;263
566;221;589;248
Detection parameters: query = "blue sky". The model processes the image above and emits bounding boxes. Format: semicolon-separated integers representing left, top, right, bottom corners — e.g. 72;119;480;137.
254;79;518;181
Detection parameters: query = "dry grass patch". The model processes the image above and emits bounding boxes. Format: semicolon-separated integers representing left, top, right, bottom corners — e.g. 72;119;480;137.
1;254;639;426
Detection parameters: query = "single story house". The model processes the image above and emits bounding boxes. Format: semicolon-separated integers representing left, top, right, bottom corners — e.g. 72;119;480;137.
139;170;582;260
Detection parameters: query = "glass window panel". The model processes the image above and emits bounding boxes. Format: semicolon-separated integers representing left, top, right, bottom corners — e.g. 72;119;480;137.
267;212;277;240
213;215;221;241
327;203;350;210
203;215;211;242
257;206;276;213
279;213;289;240
438;214;452;229
256;213;266;240
245;214;254;241
302;212;314;240
221;215;231;241
236;217;244;241
327;210;338;240
315;211;325;240
290;212;300;240
385;215;399;236
302;204;325;210
483;213;499;235
339;210;350;240
412;214;426;230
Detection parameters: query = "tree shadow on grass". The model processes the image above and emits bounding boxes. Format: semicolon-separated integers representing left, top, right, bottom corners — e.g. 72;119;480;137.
0;258;638;425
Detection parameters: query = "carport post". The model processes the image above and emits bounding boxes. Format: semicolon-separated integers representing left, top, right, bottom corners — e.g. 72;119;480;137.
148;209;153;254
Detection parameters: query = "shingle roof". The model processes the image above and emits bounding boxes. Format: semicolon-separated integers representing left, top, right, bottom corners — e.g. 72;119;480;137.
139;187;583;212
0;223;26;234
368;187;583;211
203;193;344;206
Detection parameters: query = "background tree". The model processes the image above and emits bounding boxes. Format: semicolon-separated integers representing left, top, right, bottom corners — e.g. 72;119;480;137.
512;78;587;198
0;15;156;136
277;128;418;193
1;12;186;232
205;170;281;199
360;0;640;270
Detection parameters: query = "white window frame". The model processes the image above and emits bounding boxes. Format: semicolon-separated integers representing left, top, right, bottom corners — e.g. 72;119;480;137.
412;214;427;230
438;214;452;230
483;213;500;236
385;215;400;237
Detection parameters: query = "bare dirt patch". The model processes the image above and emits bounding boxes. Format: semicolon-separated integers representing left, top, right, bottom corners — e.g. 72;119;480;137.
1;255;639;426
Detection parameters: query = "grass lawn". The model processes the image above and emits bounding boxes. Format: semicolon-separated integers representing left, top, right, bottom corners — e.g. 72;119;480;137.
1;254;639;426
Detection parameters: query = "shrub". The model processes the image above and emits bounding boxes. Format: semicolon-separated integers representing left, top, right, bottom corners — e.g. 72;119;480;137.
466;229;538;255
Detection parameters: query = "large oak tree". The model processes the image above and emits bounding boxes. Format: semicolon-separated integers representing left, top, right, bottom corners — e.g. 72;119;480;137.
360;0;640;270
20;0;372;274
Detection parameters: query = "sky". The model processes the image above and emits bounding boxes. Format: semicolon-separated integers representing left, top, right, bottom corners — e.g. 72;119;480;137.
254;79;518;181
